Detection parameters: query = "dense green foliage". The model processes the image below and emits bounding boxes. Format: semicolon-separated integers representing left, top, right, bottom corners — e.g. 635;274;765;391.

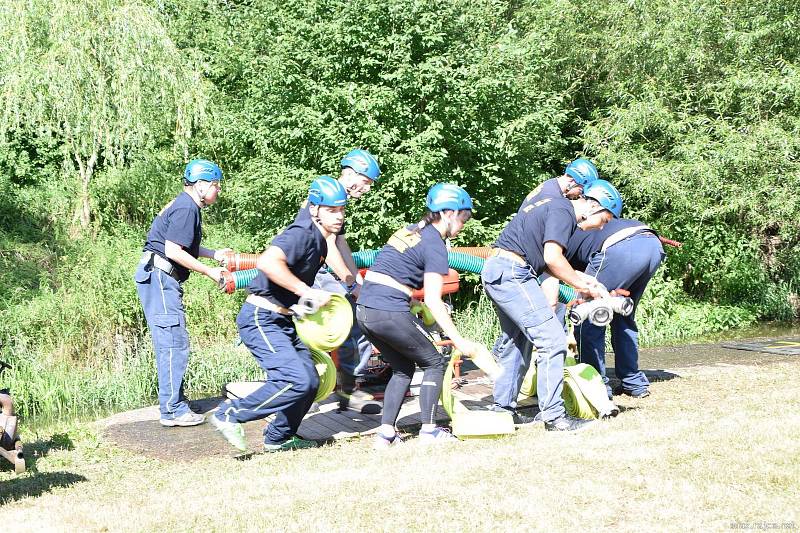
0;0;798;420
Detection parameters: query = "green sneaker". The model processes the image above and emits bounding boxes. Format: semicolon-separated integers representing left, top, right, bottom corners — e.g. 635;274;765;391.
208;414;247;452
263;435;319;453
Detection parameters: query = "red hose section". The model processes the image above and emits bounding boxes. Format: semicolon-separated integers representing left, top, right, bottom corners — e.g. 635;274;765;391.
450;246;493;258
659;236;682;248
221;251;259;272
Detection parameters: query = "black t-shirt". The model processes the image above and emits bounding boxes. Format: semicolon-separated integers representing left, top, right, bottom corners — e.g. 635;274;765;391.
565;218;652;271
294;201;347;236
248;217;328;308
357;223;449;311
494;195;576;275
143;192;201;283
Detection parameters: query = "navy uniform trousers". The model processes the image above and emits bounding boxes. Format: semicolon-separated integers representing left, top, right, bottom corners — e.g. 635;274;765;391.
134;259;193;420
576;233;665;396
213;302;319;444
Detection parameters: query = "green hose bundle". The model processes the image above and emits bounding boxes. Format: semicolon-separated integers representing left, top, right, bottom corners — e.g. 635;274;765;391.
309;348;337;402
441;351;514;438
293;294;354;352
519;358;617;419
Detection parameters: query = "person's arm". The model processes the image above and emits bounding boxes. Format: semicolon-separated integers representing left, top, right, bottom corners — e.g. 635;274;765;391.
199;246;233;262
539;274;562;310
543;241;606;299
257;246;330;306
423;272;480;357
164;240;226;283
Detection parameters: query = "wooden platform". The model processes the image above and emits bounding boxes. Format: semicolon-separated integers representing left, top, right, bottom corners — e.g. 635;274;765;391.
721;338;800;356
100;365;501;461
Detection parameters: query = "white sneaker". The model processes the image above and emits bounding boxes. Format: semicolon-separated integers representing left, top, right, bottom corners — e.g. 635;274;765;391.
373;432;403;450
160;411;205;427
418;427;458;445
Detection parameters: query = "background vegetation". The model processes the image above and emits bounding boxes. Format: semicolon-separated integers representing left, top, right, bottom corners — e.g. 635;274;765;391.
0;0;798;421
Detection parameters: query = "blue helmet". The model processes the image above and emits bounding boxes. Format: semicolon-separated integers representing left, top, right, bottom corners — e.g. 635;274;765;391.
184;159;223;183
426;183;473;212
565;158;599;187
341;149;381;181
583;179;622;218
308;175;347;207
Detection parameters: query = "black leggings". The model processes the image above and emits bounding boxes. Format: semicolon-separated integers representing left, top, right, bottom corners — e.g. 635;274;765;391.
356;305;446;426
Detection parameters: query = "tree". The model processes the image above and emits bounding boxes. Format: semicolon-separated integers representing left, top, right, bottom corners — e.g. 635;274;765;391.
0;0;208;234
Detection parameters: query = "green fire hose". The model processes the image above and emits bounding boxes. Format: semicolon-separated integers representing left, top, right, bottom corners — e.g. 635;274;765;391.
293;294;354;352
519;357;618;419
309;348;337;402
441;351;514;438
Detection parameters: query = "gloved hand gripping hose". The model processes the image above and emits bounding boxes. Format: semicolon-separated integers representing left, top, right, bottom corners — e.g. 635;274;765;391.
293;294;354;352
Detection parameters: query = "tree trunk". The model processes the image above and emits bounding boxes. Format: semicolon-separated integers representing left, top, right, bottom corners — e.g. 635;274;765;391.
70;151;98;237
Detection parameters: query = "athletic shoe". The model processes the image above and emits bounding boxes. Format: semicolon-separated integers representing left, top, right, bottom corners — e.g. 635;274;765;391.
263;436;319;452
160;411;205;427
489;405;536;425
418;427;458;445
337;389;382;415
613;386;651;398
544;415;596;432
373;432;403;450
208;414;247;451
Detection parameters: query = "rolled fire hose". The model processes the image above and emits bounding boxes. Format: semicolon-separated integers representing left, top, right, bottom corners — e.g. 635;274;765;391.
441;351;514;438
224;348;337;403
519;357;617;419
293;294;354;352
309;348;337;402
562;363;619;419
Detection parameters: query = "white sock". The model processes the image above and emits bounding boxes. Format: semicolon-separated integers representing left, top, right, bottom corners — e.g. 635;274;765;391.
378;424;396;438
420;423;436;433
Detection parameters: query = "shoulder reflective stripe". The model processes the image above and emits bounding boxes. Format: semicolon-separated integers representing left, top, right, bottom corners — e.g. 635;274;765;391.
601;225;649;251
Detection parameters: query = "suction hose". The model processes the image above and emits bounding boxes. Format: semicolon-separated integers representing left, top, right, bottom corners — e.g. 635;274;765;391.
220;252;259;272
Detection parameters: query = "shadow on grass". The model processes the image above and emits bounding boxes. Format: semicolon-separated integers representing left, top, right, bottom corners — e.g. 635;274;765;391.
0;471;87;506
15;433;74;472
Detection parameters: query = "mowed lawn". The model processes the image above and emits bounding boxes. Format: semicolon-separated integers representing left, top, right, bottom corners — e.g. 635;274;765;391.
1;359;798;532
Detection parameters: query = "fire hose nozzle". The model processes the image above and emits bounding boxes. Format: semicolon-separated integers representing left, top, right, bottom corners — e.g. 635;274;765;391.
569;296;634;327
608;295;635;316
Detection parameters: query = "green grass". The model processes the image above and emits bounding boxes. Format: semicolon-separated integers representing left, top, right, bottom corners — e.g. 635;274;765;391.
1;359;798;531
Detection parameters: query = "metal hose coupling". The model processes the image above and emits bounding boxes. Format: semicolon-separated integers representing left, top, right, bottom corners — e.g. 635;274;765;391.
569;296;634;326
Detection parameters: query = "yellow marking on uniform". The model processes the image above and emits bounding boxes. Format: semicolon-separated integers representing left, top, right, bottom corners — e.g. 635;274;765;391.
387;227;422;253
524;184;544;202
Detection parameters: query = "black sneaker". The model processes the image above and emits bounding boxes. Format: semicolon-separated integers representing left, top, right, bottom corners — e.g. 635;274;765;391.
613;386;650;398
544;415;596;432
489;405;536;425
